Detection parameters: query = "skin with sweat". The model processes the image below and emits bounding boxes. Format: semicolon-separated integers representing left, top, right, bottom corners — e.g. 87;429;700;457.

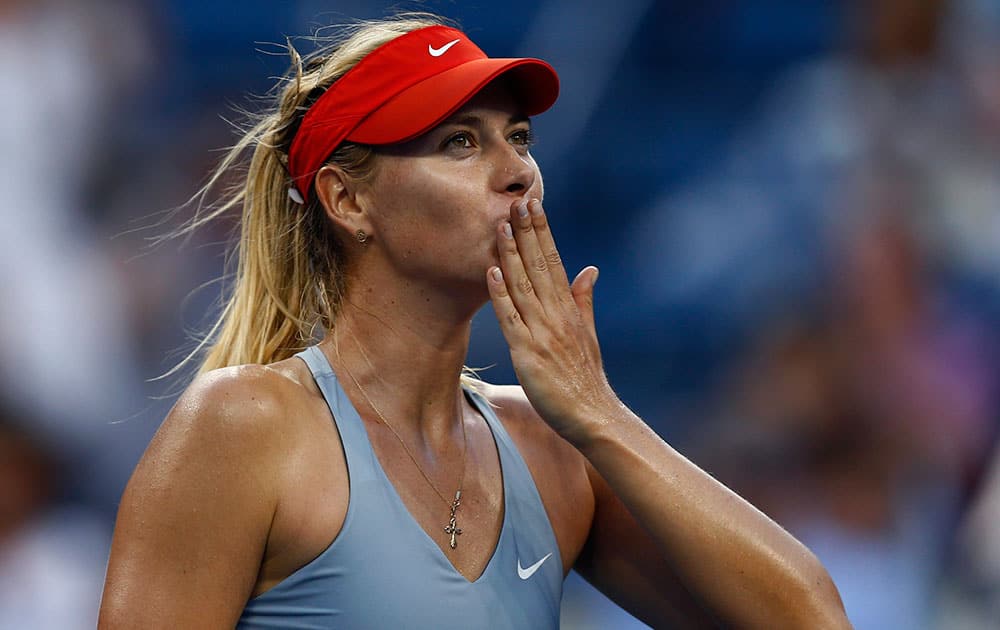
98;82;851;629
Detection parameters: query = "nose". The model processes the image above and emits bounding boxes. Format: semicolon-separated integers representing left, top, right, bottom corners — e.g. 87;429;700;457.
491;142;535;197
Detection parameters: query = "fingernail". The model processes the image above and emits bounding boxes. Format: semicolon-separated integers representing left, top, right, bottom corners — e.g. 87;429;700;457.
491;267;503;282
517;201;529;219
529;198;542;216
592;267;600;287
503;222;513;239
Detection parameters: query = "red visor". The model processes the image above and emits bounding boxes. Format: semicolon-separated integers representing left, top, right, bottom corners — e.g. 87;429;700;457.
288;25;560;201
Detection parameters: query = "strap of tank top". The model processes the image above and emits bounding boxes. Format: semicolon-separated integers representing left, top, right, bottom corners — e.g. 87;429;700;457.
295;345;380;481
463;386;530;482
464;384;561;569
462;385;519;454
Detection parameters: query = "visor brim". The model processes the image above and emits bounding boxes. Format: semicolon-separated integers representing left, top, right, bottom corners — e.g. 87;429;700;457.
347;57;559;145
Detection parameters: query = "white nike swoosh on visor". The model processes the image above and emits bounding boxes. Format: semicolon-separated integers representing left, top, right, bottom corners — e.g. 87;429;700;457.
517;552;553;580
428;39;461;57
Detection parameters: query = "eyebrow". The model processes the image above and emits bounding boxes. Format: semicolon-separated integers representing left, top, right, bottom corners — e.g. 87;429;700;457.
439;113;531;128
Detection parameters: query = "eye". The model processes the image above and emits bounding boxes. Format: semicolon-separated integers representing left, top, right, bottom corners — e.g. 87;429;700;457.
509;128;536;149
444;132;474;150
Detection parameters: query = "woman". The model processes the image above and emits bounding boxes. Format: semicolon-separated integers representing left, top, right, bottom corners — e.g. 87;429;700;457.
99;14;850;629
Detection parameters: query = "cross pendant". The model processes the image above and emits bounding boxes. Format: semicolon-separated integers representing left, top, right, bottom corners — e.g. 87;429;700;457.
444;490;462;549
444;516;462;549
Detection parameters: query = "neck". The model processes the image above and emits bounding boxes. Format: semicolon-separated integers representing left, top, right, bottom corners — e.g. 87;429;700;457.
319;270;483;447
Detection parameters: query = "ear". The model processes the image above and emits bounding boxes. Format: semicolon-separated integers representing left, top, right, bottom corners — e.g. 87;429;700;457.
314;165;371;238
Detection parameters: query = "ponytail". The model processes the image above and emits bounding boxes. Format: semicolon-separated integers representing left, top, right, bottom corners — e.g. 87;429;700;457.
166;14;448;376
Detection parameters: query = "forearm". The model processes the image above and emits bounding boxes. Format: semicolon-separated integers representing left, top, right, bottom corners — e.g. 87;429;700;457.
573;405;850;629
484;199;848;626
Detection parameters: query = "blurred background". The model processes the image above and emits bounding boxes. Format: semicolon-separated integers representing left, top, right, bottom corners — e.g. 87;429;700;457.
1;0;999;627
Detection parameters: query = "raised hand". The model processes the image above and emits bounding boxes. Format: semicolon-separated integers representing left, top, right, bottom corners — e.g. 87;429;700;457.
486;198;620;444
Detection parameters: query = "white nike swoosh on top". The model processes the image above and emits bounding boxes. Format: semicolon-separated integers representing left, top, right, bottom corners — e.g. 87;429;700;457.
428;39;461;57
517;552;553;580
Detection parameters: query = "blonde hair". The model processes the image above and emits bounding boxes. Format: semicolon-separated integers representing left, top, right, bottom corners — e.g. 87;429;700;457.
173;13;452;375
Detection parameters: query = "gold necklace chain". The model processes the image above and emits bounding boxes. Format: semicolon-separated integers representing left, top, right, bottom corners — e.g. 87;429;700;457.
335;347;469;550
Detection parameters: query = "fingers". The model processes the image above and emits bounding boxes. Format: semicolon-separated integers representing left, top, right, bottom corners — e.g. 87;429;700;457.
570;266;599;338
486;266;531;344
507;199;561;309
522;199;571;293
494;197;598;344
496;217;546;327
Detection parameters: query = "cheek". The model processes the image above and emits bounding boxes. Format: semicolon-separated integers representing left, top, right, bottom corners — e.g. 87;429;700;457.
375;166;486;226
368;183;479;262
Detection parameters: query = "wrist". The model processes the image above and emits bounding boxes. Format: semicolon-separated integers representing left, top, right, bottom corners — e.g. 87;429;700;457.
560;395;635;453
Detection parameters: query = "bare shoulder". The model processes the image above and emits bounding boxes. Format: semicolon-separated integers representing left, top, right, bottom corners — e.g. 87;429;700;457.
144;363;306;468
178;359;316;425
101;361;324;628
173;361;308;428
476;383;535;423
129;356;338;526
477;383;545;428
476;382;595;572
123;358;327;533
475;382;584;465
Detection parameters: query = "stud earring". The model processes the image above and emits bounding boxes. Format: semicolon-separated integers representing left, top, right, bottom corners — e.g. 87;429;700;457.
356;229;369;244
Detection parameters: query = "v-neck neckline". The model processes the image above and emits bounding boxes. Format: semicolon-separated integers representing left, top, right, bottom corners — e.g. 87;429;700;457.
339;375;510;585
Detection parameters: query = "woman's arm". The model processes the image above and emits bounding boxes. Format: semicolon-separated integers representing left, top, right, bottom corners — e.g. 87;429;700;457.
572;415;847;628
487;198;850;628
98;367;288;629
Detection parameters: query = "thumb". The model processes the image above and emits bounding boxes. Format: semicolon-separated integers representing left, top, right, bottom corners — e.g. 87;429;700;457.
570;266;599;335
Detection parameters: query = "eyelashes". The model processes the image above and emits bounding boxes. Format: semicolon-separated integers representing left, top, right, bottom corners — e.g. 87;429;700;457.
509;128;537;148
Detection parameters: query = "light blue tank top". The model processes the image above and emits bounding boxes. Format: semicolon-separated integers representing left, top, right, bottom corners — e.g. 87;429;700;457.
237;345;563;629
